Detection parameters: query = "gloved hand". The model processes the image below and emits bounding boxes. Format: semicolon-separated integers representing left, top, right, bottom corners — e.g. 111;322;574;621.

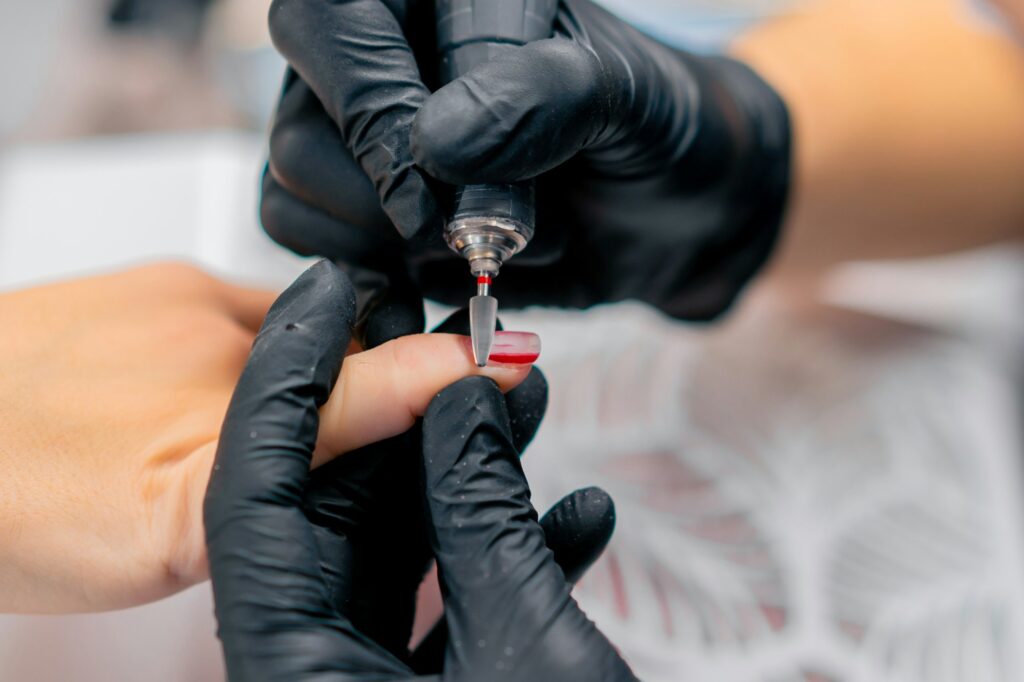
280;293;555;663
263;0;790;322
204;260;637;680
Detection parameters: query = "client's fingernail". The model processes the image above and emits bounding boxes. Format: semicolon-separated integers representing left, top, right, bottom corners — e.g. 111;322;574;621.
488;332;541;366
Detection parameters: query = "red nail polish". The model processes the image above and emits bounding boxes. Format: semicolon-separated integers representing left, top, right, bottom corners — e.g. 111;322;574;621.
488;332;541;365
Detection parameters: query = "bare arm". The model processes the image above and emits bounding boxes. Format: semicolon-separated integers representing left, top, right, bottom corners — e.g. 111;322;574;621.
732;0;1024;274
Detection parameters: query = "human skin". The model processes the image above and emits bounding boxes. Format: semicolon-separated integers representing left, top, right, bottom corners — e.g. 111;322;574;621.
993;0;1024;36
732;0;1024;277
0;263;536;614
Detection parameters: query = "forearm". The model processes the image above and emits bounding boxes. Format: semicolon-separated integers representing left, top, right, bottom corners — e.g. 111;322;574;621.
731;0;1024;274
993;0;1024;35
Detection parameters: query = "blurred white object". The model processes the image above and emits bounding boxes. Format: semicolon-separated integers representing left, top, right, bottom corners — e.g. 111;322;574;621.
0;131;308;292
0;0;78;139
508;281;1024;681
212;46;286;132
0;586;221;682
208;0;286;131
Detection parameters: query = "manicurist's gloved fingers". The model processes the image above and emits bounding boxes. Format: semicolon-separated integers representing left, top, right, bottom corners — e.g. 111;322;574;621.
422;377;637;680
413;259;601;310
541;487;616;584
268;0;439;240
268;73;397;240
204;259;355;650
261;170;395;268
298;306;546;661
261;166;426;347
408;485;614;675
206;260;415;680
351;266;425;349
313;332;540;466
406;309;551;675
411;36;613;185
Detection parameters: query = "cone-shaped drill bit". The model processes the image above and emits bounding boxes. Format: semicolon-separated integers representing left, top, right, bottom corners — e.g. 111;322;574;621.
469;277;497;367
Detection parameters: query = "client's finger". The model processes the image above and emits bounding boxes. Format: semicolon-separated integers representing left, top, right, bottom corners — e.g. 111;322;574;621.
313;332;541;465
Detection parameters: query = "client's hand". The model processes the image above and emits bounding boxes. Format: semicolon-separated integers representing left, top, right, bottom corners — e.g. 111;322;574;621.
0;262;536;613
205;262;637;680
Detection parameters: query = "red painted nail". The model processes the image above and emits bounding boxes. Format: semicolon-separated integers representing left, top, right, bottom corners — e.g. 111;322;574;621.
488;332;541;365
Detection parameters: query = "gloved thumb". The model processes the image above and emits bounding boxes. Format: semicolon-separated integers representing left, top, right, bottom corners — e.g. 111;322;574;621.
411;37;610;185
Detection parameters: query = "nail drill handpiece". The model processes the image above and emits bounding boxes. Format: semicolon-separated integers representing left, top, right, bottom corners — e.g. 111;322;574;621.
434;0;559;365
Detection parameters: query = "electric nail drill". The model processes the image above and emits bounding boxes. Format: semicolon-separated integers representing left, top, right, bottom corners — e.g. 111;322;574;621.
434;0;559;366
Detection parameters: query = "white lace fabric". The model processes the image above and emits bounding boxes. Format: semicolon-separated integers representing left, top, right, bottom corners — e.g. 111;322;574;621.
508;283;1024;682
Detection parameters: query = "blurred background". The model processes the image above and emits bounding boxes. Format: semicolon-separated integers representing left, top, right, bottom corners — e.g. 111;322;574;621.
0;0;302;289
0;0;276;140
1;1;1023;681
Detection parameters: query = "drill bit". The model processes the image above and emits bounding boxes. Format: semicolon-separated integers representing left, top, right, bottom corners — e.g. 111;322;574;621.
469;275;497;367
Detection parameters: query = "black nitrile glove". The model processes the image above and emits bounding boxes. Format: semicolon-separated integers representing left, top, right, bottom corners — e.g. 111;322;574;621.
294;302;567;665
204;259;633;680
263;0;790;321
